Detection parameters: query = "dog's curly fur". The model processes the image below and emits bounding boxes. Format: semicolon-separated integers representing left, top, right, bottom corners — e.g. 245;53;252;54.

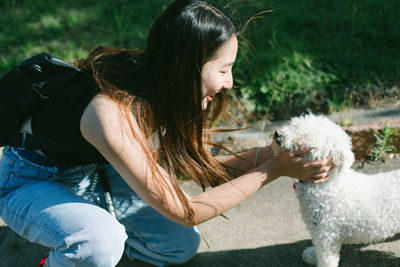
273;113;400;267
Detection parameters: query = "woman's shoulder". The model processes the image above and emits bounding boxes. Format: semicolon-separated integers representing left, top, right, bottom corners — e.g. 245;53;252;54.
80;93;131;148
81;93;120;126
80;92;151;169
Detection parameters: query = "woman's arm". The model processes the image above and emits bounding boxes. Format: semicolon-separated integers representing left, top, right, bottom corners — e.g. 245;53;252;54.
215;145;275;174
81;94;329;227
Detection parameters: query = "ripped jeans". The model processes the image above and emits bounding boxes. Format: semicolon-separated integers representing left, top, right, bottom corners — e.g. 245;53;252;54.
0;147;200;267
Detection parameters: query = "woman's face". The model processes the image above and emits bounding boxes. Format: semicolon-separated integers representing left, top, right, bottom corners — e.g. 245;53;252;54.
201;36;238;110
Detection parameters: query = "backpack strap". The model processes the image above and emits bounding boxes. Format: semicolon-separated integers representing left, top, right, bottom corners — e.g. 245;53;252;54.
8;130;93;153
97;166;116;217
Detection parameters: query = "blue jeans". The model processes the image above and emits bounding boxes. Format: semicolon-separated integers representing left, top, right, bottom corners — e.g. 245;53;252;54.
0;147;200;267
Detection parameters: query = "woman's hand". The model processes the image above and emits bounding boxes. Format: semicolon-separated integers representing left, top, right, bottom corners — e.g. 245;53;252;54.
266;147;333;184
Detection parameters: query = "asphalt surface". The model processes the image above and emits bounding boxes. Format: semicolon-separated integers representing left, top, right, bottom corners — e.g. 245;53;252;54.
178;158;400;267
1;159;399;267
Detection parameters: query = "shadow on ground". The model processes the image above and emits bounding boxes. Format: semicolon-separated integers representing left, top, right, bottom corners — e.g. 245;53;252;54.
2;226;399;267
183;239;400;267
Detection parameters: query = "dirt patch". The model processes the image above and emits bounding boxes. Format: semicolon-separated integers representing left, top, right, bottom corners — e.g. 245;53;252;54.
343;120;400;161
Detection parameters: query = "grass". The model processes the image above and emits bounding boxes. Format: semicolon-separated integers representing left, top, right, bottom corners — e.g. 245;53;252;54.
0;0;169;70
232;0;400;119
1;0;399;120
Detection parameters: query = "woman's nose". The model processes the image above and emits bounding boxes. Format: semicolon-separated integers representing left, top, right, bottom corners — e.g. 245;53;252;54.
223;74;233;90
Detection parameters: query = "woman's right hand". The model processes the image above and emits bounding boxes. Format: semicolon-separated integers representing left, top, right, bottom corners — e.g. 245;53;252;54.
265;147;333;184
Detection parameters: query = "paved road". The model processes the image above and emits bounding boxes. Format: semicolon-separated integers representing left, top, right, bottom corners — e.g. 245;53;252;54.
1;158;400;267
178;158;400;267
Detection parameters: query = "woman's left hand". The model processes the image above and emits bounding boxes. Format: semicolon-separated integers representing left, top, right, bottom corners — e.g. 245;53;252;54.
267;147;334;184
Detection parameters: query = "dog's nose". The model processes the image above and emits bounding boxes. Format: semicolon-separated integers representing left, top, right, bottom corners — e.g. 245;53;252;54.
274;130;283;145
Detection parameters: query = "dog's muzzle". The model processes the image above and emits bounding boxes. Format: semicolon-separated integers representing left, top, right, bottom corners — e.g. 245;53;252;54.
273;130;284;145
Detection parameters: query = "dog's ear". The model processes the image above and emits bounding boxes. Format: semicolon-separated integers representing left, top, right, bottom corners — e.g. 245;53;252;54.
330;136;355;175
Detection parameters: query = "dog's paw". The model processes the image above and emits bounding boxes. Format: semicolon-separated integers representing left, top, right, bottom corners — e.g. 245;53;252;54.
302;246;317;266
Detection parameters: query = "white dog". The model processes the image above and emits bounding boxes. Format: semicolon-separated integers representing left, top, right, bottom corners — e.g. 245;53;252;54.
271;113;400;267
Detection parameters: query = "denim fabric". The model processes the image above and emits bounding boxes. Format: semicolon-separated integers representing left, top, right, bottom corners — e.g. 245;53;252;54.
0;147;200;267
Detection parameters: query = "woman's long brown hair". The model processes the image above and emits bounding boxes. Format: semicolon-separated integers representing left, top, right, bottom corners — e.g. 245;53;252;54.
75;0;238;225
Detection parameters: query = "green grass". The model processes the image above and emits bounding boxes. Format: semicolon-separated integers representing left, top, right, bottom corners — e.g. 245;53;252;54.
0;0;170;70
232;0;400;119
1;0;399;120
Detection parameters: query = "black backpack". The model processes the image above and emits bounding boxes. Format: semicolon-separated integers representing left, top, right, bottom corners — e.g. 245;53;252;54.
0;53;86;151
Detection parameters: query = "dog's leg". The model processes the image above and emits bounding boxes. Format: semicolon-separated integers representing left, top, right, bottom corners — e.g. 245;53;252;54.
313;238;341;267
305;230;341;267
302;246;317;265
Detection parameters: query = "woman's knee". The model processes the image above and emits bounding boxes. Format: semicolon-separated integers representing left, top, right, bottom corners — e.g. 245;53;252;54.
51;214;127;267
170;226;201;264
127;225;200;265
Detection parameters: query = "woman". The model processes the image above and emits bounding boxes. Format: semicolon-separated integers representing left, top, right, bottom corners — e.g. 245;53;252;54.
0;1;331;266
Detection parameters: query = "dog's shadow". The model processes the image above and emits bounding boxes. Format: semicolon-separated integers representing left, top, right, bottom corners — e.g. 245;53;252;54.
1;226;399;267
339;234;400;267
180;238;400;267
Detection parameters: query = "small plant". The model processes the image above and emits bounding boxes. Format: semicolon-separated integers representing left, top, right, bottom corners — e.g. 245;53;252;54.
339;114;353;127
368;126;400;162
326;92;347;114
339;108;353;126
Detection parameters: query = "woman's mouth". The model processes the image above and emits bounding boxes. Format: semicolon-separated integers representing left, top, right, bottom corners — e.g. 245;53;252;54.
207;96;213;102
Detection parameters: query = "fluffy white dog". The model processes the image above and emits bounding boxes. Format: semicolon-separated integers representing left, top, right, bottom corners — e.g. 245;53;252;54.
271;113;400;267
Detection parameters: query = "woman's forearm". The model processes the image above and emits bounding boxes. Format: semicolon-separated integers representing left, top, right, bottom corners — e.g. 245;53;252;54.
187;160;278;225
215;145;274;174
